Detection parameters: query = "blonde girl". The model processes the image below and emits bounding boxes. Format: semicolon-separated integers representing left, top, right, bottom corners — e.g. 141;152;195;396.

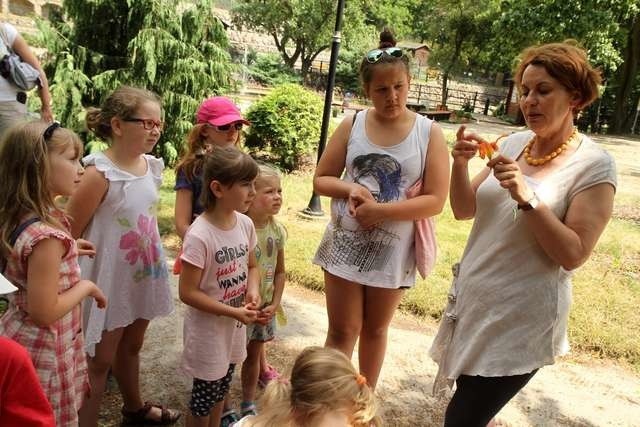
0;121;106;426
178;146;261;427
67;86;179;426
234;346;382;427
174;96;249;240
312;28;450;388
240;164;286;417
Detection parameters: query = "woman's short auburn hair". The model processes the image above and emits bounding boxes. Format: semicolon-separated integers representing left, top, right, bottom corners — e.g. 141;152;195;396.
514;40;602;113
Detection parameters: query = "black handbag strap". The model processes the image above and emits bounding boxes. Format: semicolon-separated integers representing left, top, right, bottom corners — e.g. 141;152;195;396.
1;217;40;274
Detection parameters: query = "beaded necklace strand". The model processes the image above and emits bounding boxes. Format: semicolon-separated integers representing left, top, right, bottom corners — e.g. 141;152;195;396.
523;128;579;166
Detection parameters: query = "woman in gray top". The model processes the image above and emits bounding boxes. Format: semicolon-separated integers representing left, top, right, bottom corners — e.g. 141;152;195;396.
431;41;617;427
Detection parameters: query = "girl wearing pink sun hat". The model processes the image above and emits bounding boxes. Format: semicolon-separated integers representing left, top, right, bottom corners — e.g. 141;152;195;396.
175;96;250;240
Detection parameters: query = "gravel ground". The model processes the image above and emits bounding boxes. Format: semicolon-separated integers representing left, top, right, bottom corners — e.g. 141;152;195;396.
98;281;640;427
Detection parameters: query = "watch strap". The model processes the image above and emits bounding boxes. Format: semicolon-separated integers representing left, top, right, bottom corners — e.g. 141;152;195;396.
517;194;539;211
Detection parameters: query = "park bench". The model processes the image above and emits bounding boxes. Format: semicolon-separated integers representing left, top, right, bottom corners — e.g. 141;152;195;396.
406;101;452;121
419;110;453;121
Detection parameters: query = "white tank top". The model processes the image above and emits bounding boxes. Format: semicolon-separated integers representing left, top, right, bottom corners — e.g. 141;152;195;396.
313;109;433;288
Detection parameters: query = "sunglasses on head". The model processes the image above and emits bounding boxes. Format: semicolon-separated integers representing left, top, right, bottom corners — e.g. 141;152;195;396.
366;47;404;63
212;122;243;132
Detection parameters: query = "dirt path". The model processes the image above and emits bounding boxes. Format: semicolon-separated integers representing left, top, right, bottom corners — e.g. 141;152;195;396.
99;122;640;426
99;280;640;427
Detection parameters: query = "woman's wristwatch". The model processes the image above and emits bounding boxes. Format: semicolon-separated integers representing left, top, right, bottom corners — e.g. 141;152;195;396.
517;193;540;211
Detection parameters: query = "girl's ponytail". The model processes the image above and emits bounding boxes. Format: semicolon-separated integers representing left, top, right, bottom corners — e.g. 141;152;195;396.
250;379;294;426
85;107;112;140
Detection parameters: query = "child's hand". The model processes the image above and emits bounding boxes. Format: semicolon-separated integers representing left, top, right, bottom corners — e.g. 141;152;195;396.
77;239;96;258
246;291;261;308
348;184;376;216
83;280;107;309
235;304;259;324
257;304;276;324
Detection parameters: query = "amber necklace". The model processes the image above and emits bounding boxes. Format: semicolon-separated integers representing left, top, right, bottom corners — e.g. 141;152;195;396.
523;128;579;166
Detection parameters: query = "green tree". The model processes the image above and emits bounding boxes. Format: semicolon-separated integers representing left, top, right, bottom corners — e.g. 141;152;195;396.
489;0;640;134
232;0;374;83
33;0;235;164
361;0;415;39
416;0;500;107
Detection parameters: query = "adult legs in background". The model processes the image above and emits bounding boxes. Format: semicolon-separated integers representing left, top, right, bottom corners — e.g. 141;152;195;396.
358;286;404;389
444;370;538;427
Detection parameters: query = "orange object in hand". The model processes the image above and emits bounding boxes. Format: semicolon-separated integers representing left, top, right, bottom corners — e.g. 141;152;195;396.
477;134;507;160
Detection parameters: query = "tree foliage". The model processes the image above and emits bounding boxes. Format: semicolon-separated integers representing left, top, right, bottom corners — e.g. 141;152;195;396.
489;0;640;133
408;0;640;133
33;0;235;164
232;0;375;82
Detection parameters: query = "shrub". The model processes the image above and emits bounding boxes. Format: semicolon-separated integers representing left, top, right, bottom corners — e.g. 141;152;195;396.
247;53;301;86
244;84;323;172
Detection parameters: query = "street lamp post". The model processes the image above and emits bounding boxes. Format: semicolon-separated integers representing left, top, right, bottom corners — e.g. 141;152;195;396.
300;0;346;218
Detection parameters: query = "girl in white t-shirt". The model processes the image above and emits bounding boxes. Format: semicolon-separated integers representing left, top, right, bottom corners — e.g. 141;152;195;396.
179;146;261;427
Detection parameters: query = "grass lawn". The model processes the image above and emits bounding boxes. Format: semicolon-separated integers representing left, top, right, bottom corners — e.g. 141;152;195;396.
157;127;640;371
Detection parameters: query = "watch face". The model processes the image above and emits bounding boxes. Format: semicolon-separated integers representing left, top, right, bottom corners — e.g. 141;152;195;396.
530;195;540;209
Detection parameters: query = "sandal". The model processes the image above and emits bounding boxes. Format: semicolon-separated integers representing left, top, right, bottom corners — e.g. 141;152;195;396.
220;409;240;427
258;365;280;388
121;401;181;426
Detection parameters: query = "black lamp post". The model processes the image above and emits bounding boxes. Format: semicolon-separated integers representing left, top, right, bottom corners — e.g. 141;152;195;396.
300;0;346;218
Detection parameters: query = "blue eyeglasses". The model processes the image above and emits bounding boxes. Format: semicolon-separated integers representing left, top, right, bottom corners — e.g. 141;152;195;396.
366;47;404;63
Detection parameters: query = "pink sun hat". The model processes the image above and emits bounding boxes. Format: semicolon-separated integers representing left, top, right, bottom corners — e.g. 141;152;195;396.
196;96;250;127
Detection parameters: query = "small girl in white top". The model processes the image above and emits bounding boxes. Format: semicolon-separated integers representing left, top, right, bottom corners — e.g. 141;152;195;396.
179;146;261;427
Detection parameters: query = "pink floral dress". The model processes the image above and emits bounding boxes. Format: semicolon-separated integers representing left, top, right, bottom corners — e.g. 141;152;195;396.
0;212;88;427
80;152;174;357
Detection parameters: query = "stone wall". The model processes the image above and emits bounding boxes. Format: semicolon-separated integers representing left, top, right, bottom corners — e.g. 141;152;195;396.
1;0;61;34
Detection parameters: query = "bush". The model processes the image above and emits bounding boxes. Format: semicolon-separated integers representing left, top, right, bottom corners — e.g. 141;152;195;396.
244;84;323;172
247;53;301;86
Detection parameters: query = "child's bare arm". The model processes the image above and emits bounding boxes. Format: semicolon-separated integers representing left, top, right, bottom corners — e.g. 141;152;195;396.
246;250;261;307
27;238;105;327
259;248;285;322
67;166;108;239
174;189;193;240
270;248;285;307
179;261;256;322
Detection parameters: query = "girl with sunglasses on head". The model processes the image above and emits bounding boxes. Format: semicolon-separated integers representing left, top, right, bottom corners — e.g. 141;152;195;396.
0;121;107;426
312;28;450;390
67;86;180;426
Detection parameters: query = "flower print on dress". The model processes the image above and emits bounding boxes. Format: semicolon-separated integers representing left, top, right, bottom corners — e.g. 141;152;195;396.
119;214;167;282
